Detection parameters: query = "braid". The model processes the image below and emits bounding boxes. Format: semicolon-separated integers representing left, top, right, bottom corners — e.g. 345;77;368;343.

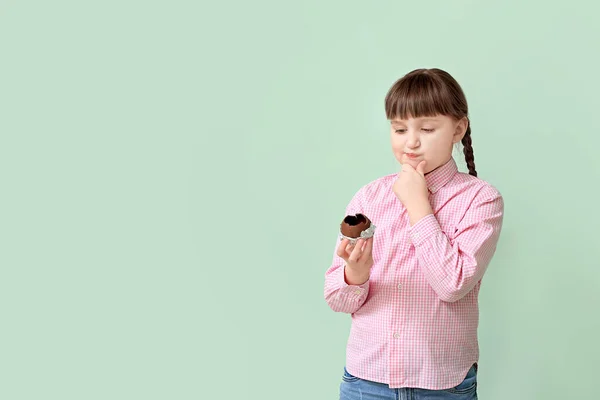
461;124;477;177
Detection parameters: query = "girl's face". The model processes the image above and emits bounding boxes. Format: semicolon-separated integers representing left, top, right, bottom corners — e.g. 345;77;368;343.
389;114;468;174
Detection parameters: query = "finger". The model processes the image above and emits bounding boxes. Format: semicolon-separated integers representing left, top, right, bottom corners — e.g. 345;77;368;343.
401;163;414;172
348;239;364;262
336;238;349;260
416;160;427;175
346;240;356;253
359;237;374;262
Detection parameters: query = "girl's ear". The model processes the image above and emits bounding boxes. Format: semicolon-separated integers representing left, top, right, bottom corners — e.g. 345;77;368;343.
452;117;468;144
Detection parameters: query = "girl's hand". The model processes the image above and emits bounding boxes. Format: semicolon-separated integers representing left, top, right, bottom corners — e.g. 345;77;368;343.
393;160;429;210
336;237;374;284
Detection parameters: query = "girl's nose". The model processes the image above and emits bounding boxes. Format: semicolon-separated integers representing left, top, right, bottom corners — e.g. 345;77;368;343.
407;132;420;148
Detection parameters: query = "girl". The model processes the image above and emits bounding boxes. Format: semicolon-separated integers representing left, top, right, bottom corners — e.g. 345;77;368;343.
324;68;504;400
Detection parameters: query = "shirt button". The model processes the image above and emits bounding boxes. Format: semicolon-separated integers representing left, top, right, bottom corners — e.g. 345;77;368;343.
393;333;401;338
354;289;361;295
397;284;402;290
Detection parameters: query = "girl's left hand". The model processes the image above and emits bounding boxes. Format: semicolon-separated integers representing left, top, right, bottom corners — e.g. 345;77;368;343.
393;160;429;210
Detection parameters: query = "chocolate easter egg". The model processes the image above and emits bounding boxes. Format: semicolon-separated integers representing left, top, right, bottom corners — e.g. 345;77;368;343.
340;213;372;239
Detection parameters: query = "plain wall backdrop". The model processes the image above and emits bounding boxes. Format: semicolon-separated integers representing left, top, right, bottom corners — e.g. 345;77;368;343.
1;1;599;399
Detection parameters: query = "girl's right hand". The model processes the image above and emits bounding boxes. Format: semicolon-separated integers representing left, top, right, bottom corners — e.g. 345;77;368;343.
336;237;374;274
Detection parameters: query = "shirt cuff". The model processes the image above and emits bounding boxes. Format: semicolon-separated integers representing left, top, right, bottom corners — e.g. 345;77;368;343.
339;265;370;295
409;213;442;246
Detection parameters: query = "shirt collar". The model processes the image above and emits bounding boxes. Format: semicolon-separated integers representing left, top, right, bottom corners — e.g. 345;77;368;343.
425;157;458;194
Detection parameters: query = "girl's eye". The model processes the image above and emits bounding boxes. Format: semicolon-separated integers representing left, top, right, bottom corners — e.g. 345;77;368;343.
394;128;434;133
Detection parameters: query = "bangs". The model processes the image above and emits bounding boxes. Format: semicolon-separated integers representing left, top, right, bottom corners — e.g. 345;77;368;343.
385;70;462;121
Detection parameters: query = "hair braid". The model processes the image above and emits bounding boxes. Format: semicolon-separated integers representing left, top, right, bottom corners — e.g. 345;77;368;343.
461;124;477;177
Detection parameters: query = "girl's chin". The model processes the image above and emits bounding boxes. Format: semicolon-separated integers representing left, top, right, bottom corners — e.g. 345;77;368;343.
398;157;435;173
399;157;420;167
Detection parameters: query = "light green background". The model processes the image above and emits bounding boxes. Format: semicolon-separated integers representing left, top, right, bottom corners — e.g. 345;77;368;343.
1;1;599;399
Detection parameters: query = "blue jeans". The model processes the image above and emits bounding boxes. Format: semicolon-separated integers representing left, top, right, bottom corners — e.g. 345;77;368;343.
339;363;478;400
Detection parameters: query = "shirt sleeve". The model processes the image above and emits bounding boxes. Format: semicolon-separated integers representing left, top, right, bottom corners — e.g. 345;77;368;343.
408;185;504;302
324;187;370;313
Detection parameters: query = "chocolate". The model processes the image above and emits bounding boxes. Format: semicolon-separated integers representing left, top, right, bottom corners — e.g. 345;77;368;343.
340;213;374;240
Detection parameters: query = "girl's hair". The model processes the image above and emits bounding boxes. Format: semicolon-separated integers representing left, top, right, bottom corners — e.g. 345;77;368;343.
384;68;477;177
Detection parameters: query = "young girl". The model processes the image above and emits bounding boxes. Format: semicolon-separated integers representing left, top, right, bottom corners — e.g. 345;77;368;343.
324;68;504;400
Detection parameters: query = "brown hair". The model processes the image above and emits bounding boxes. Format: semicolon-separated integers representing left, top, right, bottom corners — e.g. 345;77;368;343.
384;68;477;177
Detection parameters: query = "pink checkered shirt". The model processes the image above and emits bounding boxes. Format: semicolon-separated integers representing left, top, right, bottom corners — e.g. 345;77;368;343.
324;157;504;390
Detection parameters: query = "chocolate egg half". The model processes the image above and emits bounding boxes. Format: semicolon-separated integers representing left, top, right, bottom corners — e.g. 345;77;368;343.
340;213;372;239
